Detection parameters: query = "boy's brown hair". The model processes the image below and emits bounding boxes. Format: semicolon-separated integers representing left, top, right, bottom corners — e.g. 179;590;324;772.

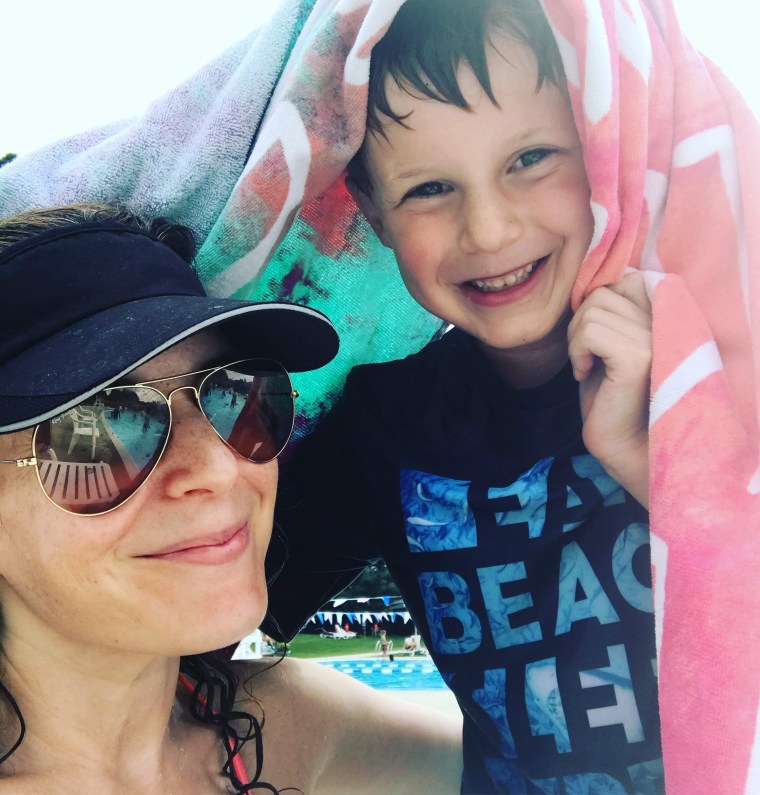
347;0;567;195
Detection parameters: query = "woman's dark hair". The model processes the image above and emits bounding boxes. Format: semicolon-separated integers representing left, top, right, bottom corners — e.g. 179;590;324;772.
0;654;278;793
0;202;196;261
0;202;279;793
347;0;567;195
180;654;283;793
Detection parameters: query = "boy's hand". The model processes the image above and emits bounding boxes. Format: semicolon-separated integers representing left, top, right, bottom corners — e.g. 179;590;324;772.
567;272;652;507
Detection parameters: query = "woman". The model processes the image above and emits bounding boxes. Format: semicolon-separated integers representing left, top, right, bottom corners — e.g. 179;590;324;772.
0;203;463;794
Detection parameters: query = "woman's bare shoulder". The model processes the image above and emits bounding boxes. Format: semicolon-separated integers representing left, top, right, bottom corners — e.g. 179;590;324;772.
0;774;67;794
232;656;463;795
235;654;356;690
232;656;362;726
233;656;328;702
230;657;340;792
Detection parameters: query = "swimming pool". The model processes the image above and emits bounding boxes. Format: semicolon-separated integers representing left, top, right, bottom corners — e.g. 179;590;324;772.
319;658;448;690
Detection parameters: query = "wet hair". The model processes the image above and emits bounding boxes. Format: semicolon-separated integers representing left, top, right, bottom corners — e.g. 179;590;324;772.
346;0;566;195
0;202;277;794
180;654;284;794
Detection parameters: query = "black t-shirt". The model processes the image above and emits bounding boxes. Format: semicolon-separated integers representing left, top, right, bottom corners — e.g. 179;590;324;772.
266;329;663;794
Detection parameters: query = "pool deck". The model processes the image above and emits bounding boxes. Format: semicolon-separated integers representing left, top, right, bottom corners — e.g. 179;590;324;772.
312;651;429;662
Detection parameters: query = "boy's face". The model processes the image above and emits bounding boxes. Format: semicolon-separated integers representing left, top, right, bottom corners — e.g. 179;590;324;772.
352;31;594;358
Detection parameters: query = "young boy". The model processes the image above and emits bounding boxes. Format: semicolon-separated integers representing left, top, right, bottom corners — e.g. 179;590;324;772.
265;0;660;792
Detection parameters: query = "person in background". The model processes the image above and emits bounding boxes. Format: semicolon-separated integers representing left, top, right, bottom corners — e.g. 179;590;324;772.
376;629;391;659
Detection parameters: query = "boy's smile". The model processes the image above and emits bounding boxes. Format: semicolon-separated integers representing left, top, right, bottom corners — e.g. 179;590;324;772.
352;30;594;385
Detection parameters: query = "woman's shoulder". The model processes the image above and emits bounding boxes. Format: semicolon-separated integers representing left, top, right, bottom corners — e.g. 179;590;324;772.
233;656;370;719
231;657;348;793
232;656;463;795
0;773;83;794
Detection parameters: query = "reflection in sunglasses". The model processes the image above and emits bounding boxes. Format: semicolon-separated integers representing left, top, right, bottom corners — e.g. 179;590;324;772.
38;458;119;510
1;360;296;516
100;393;169;478
37;389;171;514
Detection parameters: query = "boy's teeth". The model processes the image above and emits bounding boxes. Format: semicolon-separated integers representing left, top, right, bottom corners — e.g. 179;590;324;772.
471;261;537;292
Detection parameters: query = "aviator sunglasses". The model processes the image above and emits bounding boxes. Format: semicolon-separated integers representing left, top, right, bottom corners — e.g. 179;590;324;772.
0;359;297;516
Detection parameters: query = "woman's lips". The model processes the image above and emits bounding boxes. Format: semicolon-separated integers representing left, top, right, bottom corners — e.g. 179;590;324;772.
142;524;250;565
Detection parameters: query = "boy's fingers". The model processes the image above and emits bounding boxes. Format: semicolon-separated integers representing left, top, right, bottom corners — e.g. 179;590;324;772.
606;271;651;312
569;322;651;383
568;273;652;371
568;282;652;333
570;298;651;343
569;295;651;352
569;318;651;372
568;296;652;387
570;275;650;329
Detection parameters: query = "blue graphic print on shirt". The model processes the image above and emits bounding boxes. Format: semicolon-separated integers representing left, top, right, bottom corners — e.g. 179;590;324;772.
400;455;663;794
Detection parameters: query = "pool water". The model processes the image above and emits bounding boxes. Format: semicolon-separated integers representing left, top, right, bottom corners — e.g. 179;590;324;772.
319;658;448;691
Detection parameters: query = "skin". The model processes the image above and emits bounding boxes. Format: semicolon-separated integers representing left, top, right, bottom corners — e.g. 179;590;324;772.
0;330;275;792
243;655;463;795
0;331;274;662
568;273;651;507
0;329;463;793
350;31;651;506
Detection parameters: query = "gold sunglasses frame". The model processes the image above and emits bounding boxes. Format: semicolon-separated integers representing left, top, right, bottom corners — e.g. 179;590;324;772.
0;359;297;517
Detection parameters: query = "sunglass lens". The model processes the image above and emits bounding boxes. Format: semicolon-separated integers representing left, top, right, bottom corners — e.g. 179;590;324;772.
34;387;170;514
199;360;294;463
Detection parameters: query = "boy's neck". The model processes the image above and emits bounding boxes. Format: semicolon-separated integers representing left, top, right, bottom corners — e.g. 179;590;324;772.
475;324;570;390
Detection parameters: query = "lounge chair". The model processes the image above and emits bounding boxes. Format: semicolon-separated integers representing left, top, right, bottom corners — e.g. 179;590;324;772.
37;458;118;507
66;407;100;460
320;625;356;639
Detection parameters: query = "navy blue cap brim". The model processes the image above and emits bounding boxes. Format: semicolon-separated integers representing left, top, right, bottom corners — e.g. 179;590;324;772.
0;295;338;432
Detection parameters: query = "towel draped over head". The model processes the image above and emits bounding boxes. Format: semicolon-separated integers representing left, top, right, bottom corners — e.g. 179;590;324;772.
1;1;758;791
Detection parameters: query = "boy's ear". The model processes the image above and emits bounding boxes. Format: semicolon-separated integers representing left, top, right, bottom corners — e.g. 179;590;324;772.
346;176;391;248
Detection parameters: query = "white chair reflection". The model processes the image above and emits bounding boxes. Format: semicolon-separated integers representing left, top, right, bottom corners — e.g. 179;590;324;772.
66;408;100;460
38;457;118;508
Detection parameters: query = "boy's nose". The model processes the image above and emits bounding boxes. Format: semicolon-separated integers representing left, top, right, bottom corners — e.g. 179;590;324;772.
459;191;523;254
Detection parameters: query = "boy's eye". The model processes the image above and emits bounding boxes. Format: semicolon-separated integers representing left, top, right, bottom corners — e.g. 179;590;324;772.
402;181;452;201
511;147;556;171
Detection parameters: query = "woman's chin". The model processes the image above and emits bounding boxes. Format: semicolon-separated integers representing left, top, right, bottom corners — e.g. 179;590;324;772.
176;591;268;657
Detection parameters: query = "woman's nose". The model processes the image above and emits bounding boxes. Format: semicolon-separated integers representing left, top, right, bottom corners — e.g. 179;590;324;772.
459;190;523;254
158;392;241;500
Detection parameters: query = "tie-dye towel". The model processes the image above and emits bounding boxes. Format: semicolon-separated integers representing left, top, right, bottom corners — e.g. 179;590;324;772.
1;1;758;791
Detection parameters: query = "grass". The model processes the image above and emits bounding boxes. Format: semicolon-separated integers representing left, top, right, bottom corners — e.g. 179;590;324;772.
276;633;409;659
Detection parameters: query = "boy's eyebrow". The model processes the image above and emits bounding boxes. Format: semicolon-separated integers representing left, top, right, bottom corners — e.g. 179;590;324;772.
385;129;551;181
391;168;428;181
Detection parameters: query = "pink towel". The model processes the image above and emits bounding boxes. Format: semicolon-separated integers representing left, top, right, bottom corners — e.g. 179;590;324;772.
540;2;760;792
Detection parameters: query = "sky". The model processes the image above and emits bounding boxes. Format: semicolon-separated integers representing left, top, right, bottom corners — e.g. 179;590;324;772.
1;1;758;156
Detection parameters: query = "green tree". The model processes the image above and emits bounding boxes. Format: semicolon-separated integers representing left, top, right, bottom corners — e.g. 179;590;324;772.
339;559;399;597
0;153;17;168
